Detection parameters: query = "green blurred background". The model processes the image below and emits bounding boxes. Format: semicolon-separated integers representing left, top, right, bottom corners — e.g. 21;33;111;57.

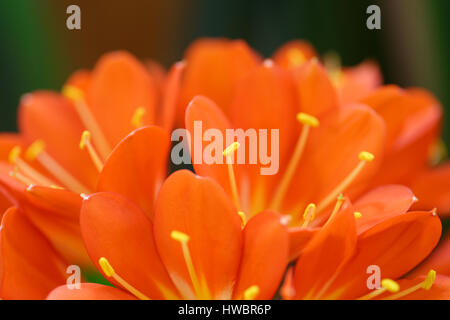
1;0;449;146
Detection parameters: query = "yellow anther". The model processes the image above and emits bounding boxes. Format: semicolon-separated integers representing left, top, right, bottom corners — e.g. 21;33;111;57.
25;140;45;161
301;203;316;227
171;230;190;243
354;211;362;219
49;185;65;190
62;85;84;102
243;285;260;300
296;112;319;128
131;107;146;128
359;151;375;162
237;211;247;227
79;130;91;150
8;146;22;164
381;279;400;293
422;270;436;290
223;142;240;157
288;49;306;67
98;257;115;277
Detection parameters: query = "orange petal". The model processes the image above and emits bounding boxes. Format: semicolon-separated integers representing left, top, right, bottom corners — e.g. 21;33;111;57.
283;104;386;214
160;61;185;132
410;163;450;215
185;95;233;196
363;87;442;185
272;40;317;69
233;211;289;300
97;126;170;219
410;235;450;277
178;38;259;124
292;59;339;118
0;207;67;299
325;210;441;299
288;227;319;261
293;203;357;299
18;91;97;191
339;60;382;105
47;283;136;300
354;185;416;234
154;170;243;299
80;192;178;299
87;51;158;146
65;69;91;94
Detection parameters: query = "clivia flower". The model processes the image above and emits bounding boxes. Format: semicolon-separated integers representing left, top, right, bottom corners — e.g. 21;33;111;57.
0;51;183;268
47;170;289;300
280;193;450;300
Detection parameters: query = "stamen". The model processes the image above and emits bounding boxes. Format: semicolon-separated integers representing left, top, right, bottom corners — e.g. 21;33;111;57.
131;107;146;128
270;113;319;211
354;211;362;219
223;142;242;211
8;145;57;186
382;270;436;300
357;278;399;300
316;151;374;212
237;211;247;228
287;49;306;67
9;167;35;186
171;230;209;299
301;203;316;228
326;193;345;222
62;85;112;160
243;285;260;300
98;257;150;300
80;130;104;172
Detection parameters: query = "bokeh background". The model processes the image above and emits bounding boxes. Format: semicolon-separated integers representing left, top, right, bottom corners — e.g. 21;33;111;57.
1;0;449;146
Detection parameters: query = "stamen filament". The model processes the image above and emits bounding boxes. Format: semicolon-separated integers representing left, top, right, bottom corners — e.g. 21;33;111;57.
80;131;104;172
62;85;112;160
98;257;150;300
223;142;241;211
237;211;247;228
357;279;399;300
131;107;146;128
9;167;36;186
382;270;436;300
316;151;374;213
171;230;208;299
270;113;319;211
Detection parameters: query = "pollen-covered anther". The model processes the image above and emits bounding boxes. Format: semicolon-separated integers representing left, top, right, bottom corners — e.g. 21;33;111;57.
359;151;375;162
223;142;240;157
422;269;436;290
62;85;84;102
354;211;362;219
296;112;319;128
8;146;22;164
25;140;46;161
301;203;316;227
98;257;150;300
171;230;190;243
287;49;306;67
381;279;400;293
243;285;260;300
131;107;146;128
237;211;247;228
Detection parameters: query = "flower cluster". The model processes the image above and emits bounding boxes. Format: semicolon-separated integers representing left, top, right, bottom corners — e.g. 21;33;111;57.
0;38;450;300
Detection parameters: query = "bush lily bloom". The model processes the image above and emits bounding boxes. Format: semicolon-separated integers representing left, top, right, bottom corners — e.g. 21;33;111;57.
281;196;450;300
47;170;289;300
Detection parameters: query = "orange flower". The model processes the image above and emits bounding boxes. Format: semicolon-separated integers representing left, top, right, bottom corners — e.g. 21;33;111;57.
281;194;449;300
47;170;289;300
0;51;183;267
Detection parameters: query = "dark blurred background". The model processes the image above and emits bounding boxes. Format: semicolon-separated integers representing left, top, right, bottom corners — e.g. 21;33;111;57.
1;0;449;144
